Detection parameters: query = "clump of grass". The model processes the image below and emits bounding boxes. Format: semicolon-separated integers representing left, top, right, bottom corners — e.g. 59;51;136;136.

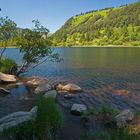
99;105;118;117
0;95;64;140
98;105;118;125
81;108;97;122
80;128;140;140
35;95;64;139
81;105;118;125
134;111;140;117
0;57;16;73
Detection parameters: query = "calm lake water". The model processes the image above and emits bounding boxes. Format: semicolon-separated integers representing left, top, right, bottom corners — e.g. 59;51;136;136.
3;47;140;88
1;47;140;117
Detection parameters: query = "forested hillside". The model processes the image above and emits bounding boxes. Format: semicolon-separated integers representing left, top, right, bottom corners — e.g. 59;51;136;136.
52;2;140;47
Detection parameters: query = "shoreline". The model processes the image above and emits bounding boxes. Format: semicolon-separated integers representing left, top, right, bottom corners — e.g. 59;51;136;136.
0;46;140;48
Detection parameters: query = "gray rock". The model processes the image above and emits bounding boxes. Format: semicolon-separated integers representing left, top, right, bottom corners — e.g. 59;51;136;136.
34;82;52;94
0;87;10;94
44;90;57;99
0;72;17;83
116;109;134;128
0;111;35;132
71;103;87;116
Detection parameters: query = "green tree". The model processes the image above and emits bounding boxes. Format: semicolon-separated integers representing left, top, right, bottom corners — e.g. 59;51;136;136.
0;17;17;61
16;20;61;76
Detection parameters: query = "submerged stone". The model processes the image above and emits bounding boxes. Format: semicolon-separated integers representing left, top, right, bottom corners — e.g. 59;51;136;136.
25;77;49;87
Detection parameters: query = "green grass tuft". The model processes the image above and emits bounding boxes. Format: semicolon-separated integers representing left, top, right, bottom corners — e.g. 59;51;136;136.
0;57;16;73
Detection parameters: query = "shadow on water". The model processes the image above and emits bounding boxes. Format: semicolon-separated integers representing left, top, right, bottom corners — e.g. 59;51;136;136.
0;83;35;118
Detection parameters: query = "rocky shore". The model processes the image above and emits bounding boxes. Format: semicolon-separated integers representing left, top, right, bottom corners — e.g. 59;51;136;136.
0;72;140;139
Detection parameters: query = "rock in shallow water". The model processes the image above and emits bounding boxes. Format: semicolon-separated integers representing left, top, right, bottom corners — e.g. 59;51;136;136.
56;83;82;93
34;82;52;94
44;90;57;99
71;103;87;116
25;77;49;87
0;72;17;83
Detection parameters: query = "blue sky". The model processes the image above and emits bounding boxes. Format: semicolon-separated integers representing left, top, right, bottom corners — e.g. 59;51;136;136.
0;0;138;33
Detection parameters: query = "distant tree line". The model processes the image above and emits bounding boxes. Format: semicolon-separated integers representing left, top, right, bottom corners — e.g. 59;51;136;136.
51;1;140;46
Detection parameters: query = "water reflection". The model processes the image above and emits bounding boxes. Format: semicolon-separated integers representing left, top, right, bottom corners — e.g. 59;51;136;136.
0;47;140;117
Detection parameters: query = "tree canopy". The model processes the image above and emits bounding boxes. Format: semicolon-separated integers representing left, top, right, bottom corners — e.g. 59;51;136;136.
51;2;140;47
0;18;61;75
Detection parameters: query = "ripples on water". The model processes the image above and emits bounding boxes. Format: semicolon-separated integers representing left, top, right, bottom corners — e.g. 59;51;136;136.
0;47;140;117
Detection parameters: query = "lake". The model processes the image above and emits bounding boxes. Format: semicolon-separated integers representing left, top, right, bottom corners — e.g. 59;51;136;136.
1;47;140;117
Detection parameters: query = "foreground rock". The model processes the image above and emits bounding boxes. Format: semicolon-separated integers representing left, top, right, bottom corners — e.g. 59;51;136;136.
116;109;134;128
44;90;57;99
35;82;52;94
56;83;82;93
0;72;17;83
0;87;10;95
0;108;37;132
71;103;87;116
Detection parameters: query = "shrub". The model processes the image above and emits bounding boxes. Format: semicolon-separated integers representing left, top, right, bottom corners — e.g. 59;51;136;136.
0;57;17;74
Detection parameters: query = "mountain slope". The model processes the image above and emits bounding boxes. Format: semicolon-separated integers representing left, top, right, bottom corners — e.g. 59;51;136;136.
52;2;140;47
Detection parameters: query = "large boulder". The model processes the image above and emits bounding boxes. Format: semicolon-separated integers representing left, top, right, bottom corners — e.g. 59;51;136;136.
44;90;57;99
0;111;35;132
115;109;134;128
0;72;17;83
0;87;10;95
34;82;52;94
71;103;87;116
56;83;82;92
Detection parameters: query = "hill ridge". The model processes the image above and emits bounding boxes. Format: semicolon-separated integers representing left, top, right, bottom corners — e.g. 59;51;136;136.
52;2;140;47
